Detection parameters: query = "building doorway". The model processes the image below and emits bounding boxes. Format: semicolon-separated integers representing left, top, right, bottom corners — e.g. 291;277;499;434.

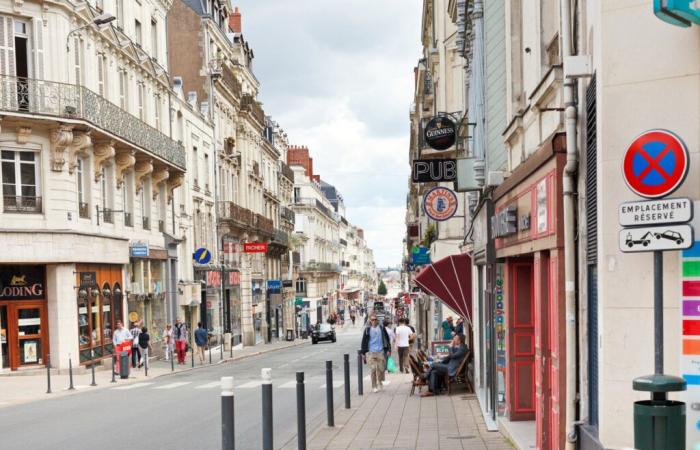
0;301;48;370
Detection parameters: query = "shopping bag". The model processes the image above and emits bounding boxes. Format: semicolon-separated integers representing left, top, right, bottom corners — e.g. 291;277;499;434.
387;356;397;373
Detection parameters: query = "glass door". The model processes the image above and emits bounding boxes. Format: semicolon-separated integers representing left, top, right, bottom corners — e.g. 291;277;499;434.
16;306;42;366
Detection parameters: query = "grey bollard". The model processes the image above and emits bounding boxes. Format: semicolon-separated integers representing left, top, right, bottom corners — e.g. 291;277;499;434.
111;354;116;383
144;349;148;377
209;343;212;365
344;354;351;409
68;356;75;390
230;336;233;358
90;350;97;386
220;335;223;361
296;372;306;450
46;354;51;394
262;368;273;450
357;350;363;395
191;343;195;368
171;348;175;371
221;376;235;450
326;360;334;427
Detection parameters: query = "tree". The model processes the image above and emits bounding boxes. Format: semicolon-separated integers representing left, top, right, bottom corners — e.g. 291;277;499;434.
377;280;387;296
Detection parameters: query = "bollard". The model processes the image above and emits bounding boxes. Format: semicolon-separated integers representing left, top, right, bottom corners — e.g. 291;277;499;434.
262;368;273;450
344;354;351;409
111;354;116;383
144;349;148;377
221;376;235;450
357;350;363;396
46;354;51;394
220;335;223;361
296;372;307;450
90;350;97;386
209;344;212;365
230;336;233;358
68;357;75;390
171;348;175;372
326;360;335;427
191;343;195;368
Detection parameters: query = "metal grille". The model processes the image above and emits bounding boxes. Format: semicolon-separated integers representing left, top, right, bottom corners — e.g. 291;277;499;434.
585;75;597;263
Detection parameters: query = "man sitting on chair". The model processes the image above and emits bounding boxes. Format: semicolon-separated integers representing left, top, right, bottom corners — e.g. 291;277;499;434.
421;333;467;397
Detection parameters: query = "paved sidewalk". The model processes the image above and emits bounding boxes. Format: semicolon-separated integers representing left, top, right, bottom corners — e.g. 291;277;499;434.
0;337;310;408
290;372;513;450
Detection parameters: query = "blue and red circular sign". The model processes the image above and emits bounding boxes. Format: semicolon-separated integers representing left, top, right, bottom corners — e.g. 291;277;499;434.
622;129;689;199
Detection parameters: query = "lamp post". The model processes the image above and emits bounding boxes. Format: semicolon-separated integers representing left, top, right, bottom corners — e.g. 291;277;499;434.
65;14;116;52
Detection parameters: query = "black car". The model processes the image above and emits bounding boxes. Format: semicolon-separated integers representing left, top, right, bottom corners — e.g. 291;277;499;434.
312;323;336;344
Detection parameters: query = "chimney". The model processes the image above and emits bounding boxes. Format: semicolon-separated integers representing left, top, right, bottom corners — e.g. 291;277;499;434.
229;7;242;33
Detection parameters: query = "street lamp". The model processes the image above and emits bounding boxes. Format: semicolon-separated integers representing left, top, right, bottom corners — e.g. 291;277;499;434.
66;13;117;51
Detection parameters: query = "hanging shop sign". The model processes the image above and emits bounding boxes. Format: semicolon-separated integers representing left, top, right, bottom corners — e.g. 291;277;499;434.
79;272;97;288
244;242;268;253
282;279;293;288
193;247;212;264
619;197;693;227
411;246;431;265
0;265;45;300
412;159;457;183
622;129;689;199
491;206;518;238
424;116;456;151
423;187;458;221
267;280;282;292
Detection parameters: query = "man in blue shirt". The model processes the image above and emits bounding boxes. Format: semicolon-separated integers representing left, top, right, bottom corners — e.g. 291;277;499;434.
361;313;391;392
194;322;208;365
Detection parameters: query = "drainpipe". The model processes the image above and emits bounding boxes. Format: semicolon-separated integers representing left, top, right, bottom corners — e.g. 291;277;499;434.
560;0;579;447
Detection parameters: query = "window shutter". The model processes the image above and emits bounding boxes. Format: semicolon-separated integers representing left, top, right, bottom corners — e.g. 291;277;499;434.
32;18;44;80
585;74;597;264
0;15;16;76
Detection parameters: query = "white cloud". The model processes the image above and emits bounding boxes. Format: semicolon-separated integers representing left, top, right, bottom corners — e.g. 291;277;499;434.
236;0;422;267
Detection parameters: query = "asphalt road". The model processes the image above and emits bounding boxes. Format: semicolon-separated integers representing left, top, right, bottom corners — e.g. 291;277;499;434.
0;326;366;450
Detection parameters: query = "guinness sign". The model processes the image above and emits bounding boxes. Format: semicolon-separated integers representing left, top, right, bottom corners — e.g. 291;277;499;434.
0;265;45;300
424;116;456;151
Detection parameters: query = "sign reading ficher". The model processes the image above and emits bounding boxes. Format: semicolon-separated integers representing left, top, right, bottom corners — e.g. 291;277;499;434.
619;197;693;227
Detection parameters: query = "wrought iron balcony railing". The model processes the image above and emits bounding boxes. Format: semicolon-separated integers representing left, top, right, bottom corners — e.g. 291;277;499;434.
294;197;334;220
254;214;274;236
280;206;295;224
103;208;114;224
280;162;295;182
218;201;254;228
301;261;341;273
241;94;265;125
271;229;289;247
3;196;41;213
0;76;186;169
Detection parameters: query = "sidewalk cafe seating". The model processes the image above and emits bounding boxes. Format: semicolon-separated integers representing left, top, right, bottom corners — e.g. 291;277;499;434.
443;350;473;395
408;354;427;396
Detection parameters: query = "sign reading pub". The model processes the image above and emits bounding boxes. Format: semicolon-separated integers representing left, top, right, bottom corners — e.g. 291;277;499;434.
424;116;456;151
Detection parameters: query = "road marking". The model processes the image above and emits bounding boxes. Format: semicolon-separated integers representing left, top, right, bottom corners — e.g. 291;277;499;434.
319;381;344;389
278;380;297;389
153;382;191;390
237;380;262;389
112;382;154;390
195;381;222;389
279;363;289;368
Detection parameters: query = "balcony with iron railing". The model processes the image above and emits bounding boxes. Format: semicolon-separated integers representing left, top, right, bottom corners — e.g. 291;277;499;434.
254;214;274;237
293;197;334;220
0;76;186;169
301;261;341;273
3;196;41;213
271;229;289;248
241;94;265;126
220;66;242;100
218;201;254;228
280;162;295;182
280;206;295;224
103;208;114;224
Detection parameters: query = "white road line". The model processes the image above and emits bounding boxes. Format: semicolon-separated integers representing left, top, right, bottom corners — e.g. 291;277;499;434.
278;380;297;389
237;380;263;389
195;381;222;389
319;381;344;389
153;382;191;390
112;382;154;390
279;363;289;368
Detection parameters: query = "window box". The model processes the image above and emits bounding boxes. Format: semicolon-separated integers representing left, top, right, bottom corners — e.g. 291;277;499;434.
4;196;41;213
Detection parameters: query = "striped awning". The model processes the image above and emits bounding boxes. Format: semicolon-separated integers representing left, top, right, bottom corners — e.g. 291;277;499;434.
414;253;472;325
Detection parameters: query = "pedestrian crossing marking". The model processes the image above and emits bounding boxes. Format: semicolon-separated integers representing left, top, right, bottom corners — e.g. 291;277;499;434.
278;380;297;389
195;381;222;389
237;380;263;389
112;382;154;390
319;381;344;389
153;382;192;390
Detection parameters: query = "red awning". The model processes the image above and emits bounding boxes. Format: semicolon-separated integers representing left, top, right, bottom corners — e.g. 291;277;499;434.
414;253;472;325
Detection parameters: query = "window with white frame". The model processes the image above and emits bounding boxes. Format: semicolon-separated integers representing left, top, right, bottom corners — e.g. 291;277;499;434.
1;150;40;213
100;166;114;223
204;153;210;191
154;94;161;130
150;18;158;60
119;70;128;110
73;37;82;86
77;157;89;218
115;0;124;24
134;19;142;46
192;146;199;187
141;179;151;230
137;83;145;120
97;54;107;97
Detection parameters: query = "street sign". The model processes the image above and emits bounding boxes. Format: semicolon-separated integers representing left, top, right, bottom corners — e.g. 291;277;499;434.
619;224;693;253
131;242;149;258
622;129;689;199
412;159;456;183
423;187;458;221
619;197;693;227
193;247;211;264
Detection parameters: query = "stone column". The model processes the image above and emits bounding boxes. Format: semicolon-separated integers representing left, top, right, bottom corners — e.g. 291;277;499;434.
240;252;255;346
46;264;79;371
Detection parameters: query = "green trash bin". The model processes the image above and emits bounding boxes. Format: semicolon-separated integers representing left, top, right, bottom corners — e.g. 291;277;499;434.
633;374;686;450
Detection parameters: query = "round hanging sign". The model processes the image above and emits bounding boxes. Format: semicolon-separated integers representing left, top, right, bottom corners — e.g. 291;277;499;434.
622;129;689;199
424;116;456;150
423;187;458;221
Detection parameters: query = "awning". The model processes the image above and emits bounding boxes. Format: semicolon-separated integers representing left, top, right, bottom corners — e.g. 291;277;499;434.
414;253;472;325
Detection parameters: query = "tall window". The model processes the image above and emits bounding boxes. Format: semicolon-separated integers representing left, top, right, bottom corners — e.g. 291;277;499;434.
73;38;82;85
137;83;145;120
192;146;199;187
97;54;107;96
119;70;128;110
115;0;124;25
204;153;210;190
134;19;142;46
123;171;133;227
150;18;158;60
1;150;40;213
101;167;113;223
141;179;151;229
154;95;161;130
77;158;89;218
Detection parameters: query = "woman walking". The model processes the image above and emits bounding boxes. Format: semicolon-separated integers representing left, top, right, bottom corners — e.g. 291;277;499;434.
163;323;174;361
130;322;142;369
138;326;152;368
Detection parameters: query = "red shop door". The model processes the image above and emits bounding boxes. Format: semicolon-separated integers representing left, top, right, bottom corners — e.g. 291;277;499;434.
508;260;535;420
535;252;551;449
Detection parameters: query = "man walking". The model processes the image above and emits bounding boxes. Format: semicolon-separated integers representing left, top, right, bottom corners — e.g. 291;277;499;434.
194;322;208;365
395;318;415;373
361;313;391;393
173;318;188;365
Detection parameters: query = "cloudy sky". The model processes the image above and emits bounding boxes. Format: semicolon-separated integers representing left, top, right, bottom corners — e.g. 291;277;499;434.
236;0;422;268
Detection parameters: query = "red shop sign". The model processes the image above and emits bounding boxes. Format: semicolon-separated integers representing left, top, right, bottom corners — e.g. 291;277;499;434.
243;242;268;253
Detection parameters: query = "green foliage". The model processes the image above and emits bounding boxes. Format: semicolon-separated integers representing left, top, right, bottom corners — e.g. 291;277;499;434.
377;280;388;296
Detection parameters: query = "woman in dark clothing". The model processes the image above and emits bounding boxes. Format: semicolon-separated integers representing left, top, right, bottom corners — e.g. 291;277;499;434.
138;327;152;368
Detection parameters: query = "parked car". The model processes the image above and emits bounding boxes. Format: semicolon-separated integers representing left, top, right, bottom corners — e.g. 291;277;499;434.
312;323;336;344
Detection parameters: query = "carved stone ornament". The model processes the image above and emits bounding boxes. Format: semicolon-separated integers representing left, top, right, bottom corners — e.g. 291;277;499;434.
114;150;136;187
134;159;154;193
93;141;116;181
49;124;74;172
16;126;32;144
167;172;185;201
151;167;170;199
68;131;92;174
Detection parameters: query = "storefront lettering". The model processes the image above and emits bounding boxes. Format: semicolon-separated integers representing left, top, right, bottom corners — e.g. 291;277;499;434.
491;206;518;238
0;283;43;298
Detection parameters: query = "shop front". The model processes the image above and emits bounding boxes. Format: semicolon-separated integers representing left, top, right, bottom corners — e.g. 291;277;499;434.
492;133;565;450
0;265;48;371
75;264;124;365
126;246;168;351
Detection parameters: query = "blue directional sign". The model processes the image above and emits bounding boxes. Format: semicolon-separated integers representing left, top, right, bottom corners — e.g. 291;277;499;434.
193;247;212;264
654;0;700;27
